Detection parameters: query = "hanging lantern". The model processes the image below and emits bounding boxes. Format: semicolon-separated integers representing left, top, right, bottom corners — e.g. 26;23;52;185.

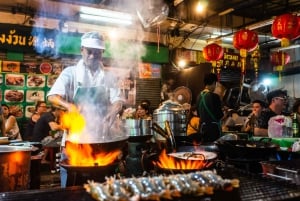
233;29;258;74
271;13;300;47
270;51;290;81
203;43;224;79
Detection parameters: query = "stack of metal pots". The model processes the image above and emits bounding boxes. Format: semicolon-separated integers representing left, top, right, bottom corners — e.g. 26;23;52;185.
153;101;187;138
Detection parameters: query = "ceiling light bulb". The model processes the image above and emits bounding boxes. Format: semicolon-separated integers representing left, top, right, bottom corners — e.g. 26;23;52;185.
178;59;186;68
196;1;207;13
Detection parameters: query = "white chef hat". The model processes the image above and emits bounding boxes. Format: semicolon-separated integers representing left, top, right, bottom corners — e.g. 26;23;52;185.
81;31;105;50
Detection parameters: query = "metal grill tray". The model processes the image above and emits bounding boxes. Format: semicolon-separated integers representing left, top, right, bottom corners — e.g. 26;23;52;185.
219;167;300;201
260;159;300;185
1;167;300;201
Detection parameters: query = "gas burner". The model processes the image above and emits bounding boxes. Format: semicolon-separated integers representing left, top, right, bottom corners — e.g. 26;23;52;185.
60;160;119;186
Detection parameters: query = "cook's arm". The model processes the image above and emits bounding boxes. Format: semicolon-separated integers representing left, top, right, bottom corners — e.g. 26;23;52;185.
104;100;124;127
47;94;77;112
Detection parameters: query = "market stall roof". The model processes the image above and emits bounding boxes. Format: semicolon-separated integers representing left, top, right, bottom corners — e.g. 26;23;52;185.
0;0;299;51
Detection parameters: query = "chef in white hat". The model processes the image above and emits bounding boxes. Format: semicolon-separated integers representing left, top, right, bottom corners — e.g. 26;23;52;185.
47;31;125;187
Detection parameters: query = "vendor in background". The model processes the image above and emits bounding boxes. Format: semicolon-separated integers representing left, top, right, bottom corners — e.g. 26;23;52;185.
160;79;175;103
2;104;22;140
186;105;201;143
23;101;48;141
253;89;287;136
292;99;300;123
242;100;266;135
196;73;227;143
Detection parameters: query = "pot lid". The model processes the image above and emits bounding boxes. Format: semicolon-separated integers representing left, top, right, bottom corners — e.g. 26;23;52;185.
173;86;192;105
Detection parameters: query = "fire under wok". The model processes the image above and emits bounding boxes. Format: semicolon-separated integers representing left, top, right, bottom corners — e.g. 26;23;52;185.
150;149;217;174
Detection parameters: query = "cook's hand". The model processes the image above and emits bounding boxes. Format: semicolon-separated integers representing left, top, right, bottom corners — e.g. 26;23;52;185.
66;103;78;113
103;100;123;128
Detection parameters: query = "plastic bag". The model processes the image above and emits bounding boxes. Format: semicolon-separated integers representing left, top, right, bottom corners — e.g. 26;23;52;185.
268;115;292;137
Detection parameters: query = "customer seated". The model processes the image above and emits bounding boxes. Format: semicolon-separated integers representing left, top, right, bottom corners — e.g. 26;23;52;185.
2;104;22;140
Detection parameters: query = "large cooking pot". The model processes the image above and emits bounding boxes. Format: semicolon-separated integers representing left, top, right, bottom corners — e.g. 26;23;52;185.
153;101;187;137
215;138;279;160
0;145;32;192
125;119;153;142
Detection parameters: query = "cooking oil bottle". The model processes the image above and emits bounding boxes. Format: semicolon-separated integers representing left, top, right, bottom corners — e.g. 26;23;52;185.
292;113;299;137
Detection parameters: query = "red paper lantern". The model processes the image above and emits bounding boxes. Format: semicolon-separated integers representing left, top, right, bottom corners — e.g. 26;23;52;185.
203;43;224;61
233;29;258;74
203;43;224;78
233;29;258;57
270;51;290;81
271;13;300;47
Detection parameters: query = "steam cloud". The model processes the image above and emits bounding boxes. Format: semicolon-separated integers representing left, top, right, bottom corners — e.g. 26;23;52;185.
32;0;169;142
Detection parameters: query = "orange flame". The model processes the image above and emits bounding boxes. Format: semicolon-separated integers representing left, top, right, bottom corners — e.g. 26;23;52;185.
153;149;210;170
66;142;121;166
61;108;86;142
61;107;120;166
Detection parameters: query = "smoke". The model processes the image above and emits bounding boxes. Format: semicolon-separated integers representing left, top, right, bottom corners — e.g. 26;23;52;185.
32;0;169;142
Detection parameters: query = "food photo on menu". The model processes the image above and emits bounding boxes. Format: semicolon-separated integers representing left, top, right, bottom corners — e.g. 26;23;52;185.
27;74;46;87
47;74;58;87
5;74;25;86
26;90;45;102
4;89;24;102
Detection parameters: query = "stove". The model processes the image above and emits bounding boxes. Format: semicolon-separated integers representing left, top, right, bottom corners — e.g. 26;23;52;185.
125;136;153;176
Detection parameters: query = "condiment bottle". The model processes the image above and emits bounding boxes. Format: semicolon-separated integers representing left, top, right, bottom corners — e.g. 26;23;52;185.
292;113;299;137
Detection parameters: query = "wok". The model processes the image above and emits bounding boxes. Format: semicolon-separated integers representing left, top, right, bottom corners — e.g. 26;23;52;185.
215;138;279;159
60;160;119;185
65;136;128;153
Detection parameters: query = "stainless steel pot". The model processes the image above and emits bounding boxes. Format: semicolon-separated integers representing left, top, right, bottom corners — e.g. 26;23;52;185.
0;146;32;192
153;102;187;136
125;119;153;137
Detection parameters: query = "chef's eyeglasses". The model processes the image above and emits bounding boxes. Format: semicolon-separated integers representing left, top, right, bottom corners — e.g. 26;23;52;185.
83;48;103;55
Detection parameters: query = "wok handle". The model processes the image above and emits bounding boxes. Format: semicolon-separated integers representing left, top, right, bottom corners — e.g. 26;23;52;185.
164;120;177;150
151;122;169;139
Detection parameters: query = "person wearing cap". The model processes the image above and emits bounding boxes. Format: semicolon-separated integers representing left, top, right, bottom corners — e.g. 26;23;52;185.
47;31;124;187
253;89;287;136
47;31;123;140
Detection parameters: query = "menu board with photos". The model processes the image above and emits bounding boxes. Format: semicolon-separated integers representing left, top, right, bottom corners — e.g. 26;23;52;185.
0;61;63;119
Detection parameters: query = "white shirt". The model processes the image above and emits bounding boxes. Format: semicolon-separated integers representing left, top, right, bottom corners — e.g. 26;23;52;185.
47;59;123;143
